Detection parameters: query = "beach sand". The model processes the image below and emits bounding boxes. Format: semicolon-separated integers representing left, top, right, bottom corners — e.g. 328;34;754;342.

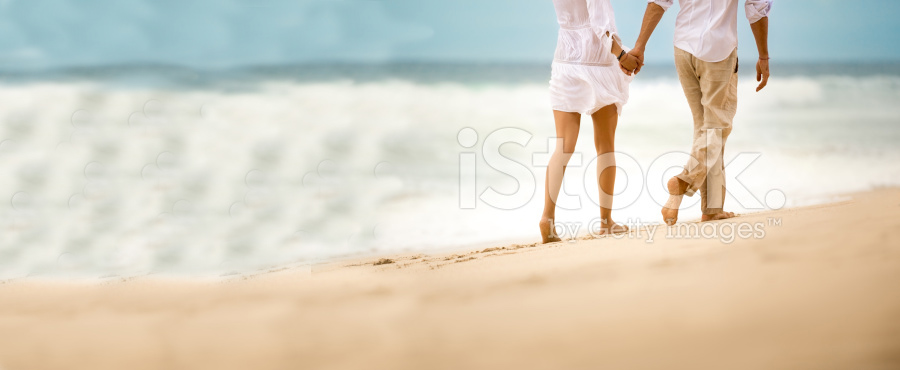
1;189;899;370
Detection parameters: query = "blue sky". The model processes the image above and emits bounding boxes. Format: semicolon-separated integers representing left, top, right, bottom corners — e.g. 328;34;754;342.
0;0;897;69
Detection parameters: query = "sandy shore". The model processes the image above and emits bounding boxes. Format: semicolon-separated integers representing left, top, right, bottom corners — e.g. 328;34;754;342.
1;189;899;370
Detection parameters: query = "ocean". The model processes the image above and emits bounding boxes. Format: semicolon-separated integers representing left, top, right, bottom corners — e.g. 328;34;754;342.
1;62;899;278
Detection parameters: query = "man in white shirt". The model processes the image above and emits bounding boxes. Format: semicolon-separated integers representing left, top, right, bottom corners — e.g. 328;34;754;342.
622;0;772;225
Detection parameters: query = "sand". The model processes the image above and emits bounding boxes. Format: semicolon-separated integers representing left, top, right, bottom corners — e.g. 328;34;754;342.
1;189;899;370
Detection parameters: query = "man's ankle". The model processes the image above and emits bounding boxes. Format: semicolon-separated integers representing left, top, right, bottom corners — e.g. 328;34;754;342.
668;177;689;195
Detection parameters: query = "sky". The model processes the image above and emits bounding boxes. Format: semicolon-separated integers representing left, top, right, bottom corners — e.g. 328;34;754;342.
0;0;898;70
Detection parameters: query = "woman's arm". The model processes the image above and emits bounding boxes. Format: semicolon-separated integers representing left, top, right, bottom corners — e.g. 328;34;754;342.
606;30;640;74
587;1;638;73
608;31;624;57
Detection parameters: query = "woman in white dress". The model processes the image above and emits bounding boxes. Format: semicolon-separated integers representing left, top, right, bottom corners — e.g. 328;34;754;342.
540;0;641;243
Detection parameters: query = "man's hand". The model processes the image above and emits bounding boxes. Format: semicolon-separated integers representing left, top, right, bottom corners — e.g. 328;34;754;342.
619;53;641;76
756;58;769;92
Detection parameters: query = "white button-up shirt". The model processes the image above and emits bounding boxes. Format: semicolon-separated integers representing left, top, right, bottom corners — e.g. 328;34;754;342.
649;0;773;62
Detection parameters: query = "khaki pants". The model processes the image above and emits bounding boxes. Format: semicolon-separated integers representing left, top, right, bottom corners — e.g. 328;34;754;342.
673;47;738;215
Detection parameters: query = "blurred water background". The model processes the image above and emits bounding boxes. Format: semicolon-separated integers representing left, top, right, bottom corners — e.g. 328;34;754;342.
1;62;898;278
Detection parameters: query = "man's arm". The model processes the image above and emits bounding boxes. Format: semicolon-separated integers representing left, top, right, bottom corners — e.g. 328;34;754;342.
626;3;667;74
750;17;769;91
746;0;773;91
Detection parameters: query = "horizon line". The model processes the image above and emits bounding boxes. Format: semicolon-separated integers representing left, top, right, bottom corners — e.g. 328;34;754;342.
2;59;900;74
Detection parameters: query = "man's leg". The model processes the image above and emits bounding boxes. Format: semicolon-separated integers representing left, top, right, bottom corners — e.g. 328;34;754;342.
696;49;738;220
701;126;732;217
662;47;706;225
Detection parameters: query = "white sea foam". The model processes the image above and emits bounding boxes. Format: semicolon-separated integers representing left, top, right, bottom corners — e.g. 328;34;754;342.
0;73;898;278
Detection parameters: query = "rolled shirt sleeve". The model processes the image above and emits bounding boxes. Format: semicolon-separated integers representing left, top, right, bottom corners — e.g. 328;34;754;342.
587;0;624;59
745;0;772;24
648;0;674;11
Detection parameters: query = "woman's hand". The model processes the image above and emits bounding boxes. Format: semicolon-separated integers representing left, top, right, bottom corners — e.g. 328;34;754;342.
619;53;642;76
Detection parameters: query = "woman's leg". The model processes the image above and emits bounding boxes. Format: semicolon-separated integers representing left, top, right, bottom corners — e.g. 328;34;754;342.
540;110;581;243
590;104;628;234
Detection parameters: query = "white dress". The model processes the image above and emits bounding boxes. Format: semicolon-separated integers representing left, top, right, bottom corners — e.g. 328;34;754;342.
550;0;632;115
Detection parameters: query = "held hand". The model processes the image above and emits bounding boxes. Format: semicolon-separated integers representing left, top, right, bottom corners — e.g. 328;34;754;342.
626;48;645;75
756;58;770;92
619;54;640;76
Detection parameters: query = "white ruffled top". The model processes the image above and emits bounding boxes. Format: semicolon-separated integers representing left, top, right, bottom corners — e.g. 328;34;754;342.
552;0;623;66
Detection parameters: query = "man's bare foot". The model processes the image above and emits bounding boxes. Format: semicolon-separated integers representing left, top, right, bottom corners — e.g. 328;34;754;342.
661;206;679;226
661;177;688;226
595;219;629;236
539;218;562;244
701;211;737;222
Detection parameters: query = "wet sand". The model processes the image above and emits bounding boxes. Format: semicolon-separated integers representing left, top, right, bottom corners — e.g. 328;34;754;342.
1;189;899;370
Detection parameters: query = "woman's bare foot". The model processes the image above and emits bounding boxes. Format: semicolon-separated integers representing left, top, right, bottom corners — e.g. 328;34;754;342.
701;211;737;221
661;177;687;226
595;219;629;236
539;218;562;244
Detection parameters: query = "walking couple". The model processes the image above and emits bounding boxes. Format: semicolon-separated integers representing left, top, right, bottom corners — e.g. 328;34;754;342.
540;0;773;243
